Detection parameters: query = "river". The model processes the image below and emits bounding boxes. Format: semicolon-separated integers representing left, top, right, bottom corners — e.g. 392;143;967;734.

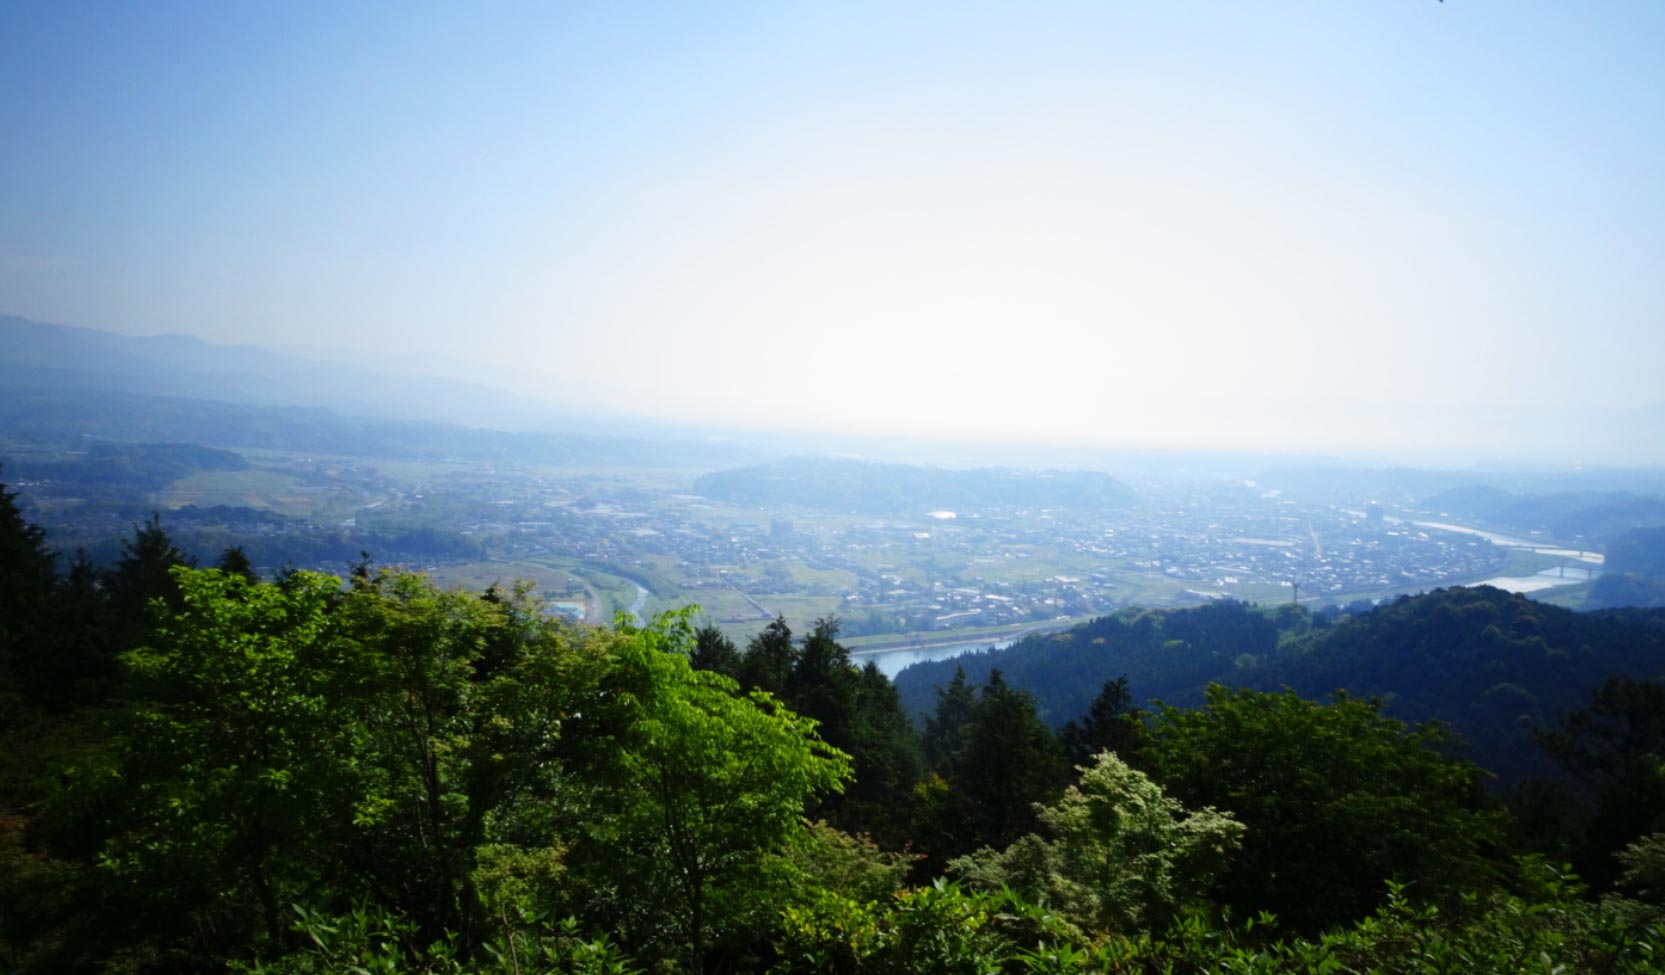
1403;520;1604;564
850;627;1062;678
1390;517;1604;593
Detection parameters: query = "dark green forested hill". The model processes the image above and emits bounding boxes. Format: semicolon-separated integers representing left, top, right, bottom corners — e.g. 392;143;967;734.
1273;589;1665;781
894;587;1665;783
895;599;1288;725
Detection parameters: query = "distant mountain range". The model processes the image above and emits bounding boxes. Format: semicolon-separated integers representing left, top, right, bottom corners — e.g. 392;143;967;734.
0;315;765;469
0;314;589;431
10;313;1665;478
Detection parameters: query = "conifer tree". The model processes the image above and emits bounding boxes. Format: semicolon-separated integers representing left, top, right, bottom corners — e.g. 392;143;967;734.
738;615;796;695
689;623;742;678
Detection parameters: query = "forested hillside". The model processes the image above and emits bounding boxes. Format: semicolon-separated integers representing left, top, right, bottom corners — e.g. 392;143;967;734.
3;472;1664;974
1588;526;1665;609
894;589;1665;783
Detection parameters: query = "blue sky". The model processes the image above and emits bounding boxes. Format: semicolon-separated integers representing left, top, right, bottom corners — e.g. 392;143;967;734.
4;1;1664;459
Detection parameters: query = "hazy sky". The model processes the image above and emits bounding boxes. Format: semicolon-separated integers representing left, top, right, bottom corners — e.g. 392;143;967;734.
3;2;1663;457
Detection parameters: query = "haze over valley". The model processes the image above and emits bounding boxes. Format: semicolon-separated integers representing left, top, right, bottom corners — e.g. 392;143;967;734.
7;315;1665;668
6;5;1665;973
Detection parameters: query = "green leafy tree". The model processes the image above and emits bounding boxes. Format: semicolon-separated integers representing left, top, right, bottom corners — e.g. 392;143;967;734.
950;751;1244;935
1144;685;1506;933
588;613;851;973
55;567;361;956
46;567;618;966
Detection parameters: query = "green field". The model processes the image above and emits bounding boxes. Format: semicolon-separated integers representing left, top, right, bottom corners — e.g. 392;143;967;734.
159;468;361;518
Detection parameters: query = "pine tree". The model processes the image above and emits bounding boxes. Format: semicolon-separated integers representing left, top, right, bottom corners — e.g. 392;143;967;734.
0;468;58;713
737;616;796;696
689;624;742;679
105;513;195;642
1059;675;1146;766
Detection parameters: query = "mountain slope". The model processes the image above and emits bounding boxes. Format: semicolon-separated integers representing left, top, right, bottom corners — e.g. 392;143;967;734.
894;587;1665;783
0;314;572;430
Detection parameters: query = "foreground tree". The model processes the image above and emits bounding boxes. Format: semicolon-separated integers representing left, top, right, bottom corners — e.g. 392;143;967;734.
951;751;1244;934
1144;685;1507;933
577;613;851;972
41;570;839;972
0;472;61;714
1538;677;1665;887
49;568;361;960
915;669;1071;867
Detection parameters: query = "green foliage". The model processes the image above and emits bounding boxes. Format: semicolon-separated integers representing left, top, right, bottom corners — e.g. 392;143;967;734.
773;821;912;906
52;568;363;953
1144;686;1507;933
689;624;741;679
775;861;1665;975
104;513;195;633
738;616;797;696
897;600;1285;727
578;608;853;972
243;901;641;975
952;751;1244;934
1539;678;1665;887
0;466;60;717
1616;832;1665;907
897;586;1665;787
1057;676;1144;767
773;880;1067;975
0;465;55;615
6;486;1665;975
37;570;854;972
917;669;1071;866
